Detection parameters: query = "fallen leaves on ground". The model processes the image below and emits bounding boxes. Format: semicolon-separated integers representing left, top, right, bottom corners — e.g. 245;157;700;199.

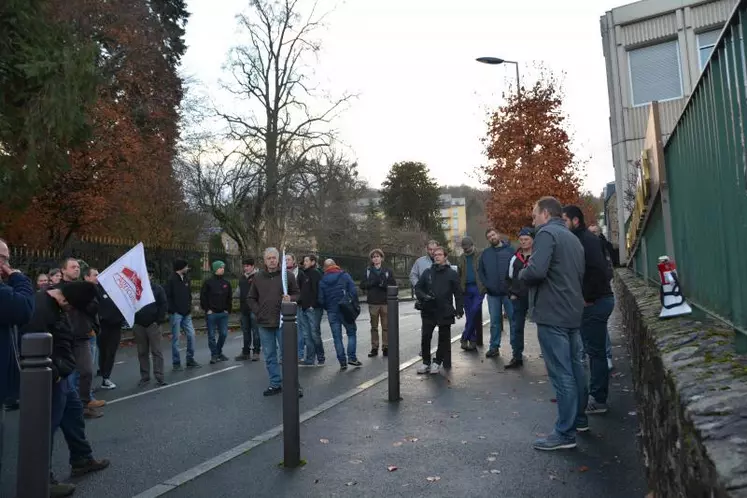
393;442;403;447
450;414;460;418
550;399;557;403
478;435;487;440
426;400;433;404
345;481;357;486
490;469;501;474
387;465;398;472
487;457;496;462
628;411;637;416
578;465;590;472
490;452;498;456
404;436;419;443
461;440;468;444
349;459;363;464
426;476;441;482
319;439;330;444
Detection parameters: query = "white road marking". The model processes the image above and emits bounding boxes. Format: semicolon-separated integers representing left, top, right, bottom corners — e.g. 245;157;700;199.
107;366;241;405
132;320;489;498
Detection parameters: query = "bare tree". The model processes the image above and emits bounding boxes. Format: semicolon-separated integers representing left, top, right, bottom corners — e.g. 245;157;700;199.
218;0;354;248
623;158;641;214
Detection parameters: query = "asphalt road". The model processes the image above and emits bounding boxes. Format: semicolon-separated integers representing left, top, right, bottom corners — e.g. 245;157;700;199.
1;301;470;498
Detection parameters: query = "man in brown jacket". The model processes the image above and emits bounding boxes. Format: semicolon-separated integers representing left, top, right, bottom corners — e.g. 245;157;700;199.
247;247;300;396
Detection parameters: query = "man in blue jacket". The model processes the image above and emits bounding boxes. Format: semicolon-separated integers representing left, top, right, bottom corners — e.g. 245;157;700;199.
479;229;516;359
319;259;362;371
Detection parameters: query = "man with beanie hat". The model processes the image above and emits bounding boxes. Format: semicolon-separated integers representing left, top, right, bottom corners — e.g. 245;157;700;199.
134;265;169;387
24;281;110;495
165;258;200;370
457;236;485;351
506;227;534;369
201;260;232;364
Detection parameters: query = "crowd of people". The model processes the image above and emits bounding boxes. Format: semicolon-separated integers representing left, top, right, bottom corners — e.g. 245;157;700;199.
0;193;616;495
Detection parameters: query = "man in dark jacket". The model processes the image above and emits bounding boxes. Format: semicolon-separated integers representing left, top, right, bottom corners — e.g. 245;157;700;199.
506;227;534;369
479;228;516;359
134;266;169;387
563;206;615;416
96;281;124;390
247;247;301;396
200;260;232;364
415;246;464;374
165;259;200;370
520;197;587;451
24;281;110;496
360;249;396;358
319;259;362;371
297;254;324;365
457;236;484;352
236;257;260;362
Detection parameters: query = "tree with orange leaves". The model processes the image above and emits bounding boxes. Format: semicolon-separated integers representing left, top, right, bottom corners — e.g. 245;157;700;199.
482;72;587;236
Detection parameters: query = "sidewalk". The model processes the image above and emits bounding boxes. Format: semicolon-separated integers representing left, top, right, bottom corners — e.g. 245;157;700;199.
168;304;646;498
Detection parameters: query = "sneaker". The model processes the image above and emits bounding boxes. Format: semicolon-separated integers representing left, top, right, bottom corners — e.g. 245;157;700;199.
218;354;229;362
485;348;500;358
172;364;184;371
585;397;609;415
83;408;103;419
460;339;467;350
533;434;577;451
348;359;362;367
137;379;150;388
317;358;325;366
607;358;614;371
210;356;219;364
263;386;282;396
88;399;106;409
339;362;348;371
429;363;441;375
100;379;117;390
50;479;76;497
368;348;378;357
186;359;202;368
505;358;523;369
156;380;169;387
235;353;252;361
251;352;261;362
576;421;590;433
465;341;477;351
382;347;388;357
416;363;430;375
70;457;110;477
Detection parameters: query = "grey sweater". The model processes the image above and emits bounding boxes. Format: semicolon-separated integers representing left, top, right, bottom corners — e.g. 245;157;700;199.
519;218;585;329
409;255;434;288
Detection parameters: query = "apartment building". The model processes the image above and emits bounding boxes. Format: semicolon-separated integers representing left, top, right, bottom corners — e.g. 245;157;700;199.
600;0;737;261
439;194;467;251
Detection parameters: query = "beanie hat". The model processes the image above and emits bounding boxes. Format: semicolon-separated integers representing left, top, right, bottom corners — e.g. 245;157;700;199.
212;260;226;273
461;236;474;247
519;227;534;238
60;281;99;312
173;259;188;272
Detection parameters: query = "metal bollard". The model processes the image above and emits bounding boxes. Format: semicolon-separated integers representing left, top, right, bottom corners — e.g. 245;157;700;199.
17;333;54;498
281;301;301;468
387;286;401;402
475;306;484;346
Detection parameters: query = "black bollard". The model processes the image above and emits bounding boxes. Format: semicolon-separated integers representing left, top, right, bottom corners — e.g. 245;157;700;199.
17;333;53;498
281;301;301;468
387;286;401;402
475;306;484;346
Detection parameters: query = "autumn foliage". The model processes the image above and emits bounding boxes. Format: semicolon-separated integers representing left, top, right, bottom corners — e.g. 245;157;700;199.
482;73;592;236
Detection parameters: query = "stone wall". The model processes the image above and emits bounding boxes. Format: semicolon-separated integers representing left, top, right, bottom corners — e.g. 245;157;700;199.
615;269;747;498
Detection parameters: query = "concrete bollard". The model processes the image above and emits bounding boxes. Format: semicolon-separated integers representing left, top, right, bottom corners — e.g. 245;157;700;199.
387;286;401;402
281;301;301;468
17;333;54;498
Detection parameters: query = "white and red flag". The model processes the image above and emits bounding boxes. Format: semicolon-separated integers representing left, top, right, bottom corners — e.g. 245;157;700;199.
98;242;155;327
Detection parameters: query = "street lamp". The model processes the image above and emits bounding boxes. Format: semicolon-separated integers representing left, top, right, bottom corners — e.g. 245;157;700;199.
476;56;521;95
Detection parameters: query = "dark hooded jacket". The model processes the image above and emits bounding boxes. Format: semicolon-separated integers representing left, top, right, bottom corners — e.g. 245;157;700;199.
0;273;34;401
415;263;464;323
134;282;168;327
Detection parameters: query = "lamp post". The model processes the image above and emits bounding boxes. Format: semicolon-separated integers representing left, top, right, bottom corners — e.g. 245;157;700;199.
476;56;521;95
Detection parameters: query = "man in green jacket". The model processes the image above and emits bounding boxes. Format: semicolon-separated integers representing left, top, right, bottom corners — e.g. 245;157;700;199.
457;236;485;351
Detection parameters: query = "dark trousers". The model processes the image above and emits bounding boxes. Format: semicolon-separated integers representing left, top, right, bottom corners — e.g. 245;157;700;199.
240;312;261;354
581;296;615;404
72;339;94;404
421;318;452;367
510;296;528;360
98;323;122;380
51;376;93;465
134;323;164;382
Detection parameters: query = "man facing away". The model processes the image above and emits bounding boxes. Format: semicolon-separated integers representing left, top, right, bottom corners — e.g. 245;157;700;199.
361;249;396;358
587;224;615;369
480;229;516;359
319;259;362;371
414;245;463;375
200;260;232;364
297;254;325;365
285;253;305;361
134;265;169;388
166;259;200;370
247;247;301;396
457;236;484;351
520;196;587;451
96;275;124;390
505;227;534;369
562;205;615;415
236;257;261;362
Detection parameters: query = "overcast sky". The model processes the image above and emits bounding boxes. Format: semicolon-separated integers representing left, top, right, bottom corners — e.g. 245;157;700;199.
181;0;631;196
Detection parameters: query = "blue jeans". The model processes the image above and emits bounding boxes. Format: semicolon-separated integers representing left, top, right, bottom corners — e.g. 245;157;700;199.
259;326;282;387
327;310;357;364
461;284;483;342
51;376;92;465
170;313;196;365
488;294;514;350
537;324;588;441
298;307;324;363
240;312;261;354
510;296;528;359
581;296;615;404
206;311;229;357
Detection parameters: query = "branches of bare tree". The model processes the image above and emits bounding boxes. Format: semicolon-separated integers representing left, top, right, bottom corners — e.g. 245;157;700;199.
623;158;641;215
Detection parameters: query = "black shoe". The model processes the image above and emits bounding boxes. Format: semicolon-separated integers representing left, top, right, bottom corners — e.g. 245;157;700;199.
263;386;282;396
50;479;76;497
186;359;202;368
172;364;183;371
70;458;110;477
218;354;229;362
235;353;251;361
485;347;500;358
460;340;467;350
339;363;348;371
505;358;524;369
137;379;150;388
210;356;219;364
368;348;378;357
156;380;169;387
382;347;388;357
348;359;362;367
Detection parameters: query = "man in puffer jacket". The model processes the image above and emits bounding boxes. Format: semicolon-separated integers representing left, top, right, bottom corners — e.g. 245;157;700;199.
134;265;168;387
506;227;534;369
319;259;362;371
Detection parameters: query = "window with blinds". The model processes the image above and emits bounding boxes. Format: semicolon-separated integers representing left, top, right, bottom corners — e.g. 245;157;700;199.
698;29;722;71
628;40;683;106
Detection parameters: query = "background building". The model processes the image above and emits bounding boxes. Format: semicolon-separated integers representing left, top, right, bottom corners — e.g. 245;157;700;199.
600;0;736;261
439;194;467;251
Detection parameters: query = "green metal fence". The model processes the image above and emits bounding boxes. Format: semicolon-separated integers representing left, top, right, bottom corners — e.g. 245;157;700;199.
634;0;747;331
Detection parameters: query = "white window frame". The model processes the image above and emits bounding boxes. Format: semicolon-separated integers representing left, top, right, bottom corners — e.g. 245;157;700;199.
628;39;684;107
698;29;722;71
